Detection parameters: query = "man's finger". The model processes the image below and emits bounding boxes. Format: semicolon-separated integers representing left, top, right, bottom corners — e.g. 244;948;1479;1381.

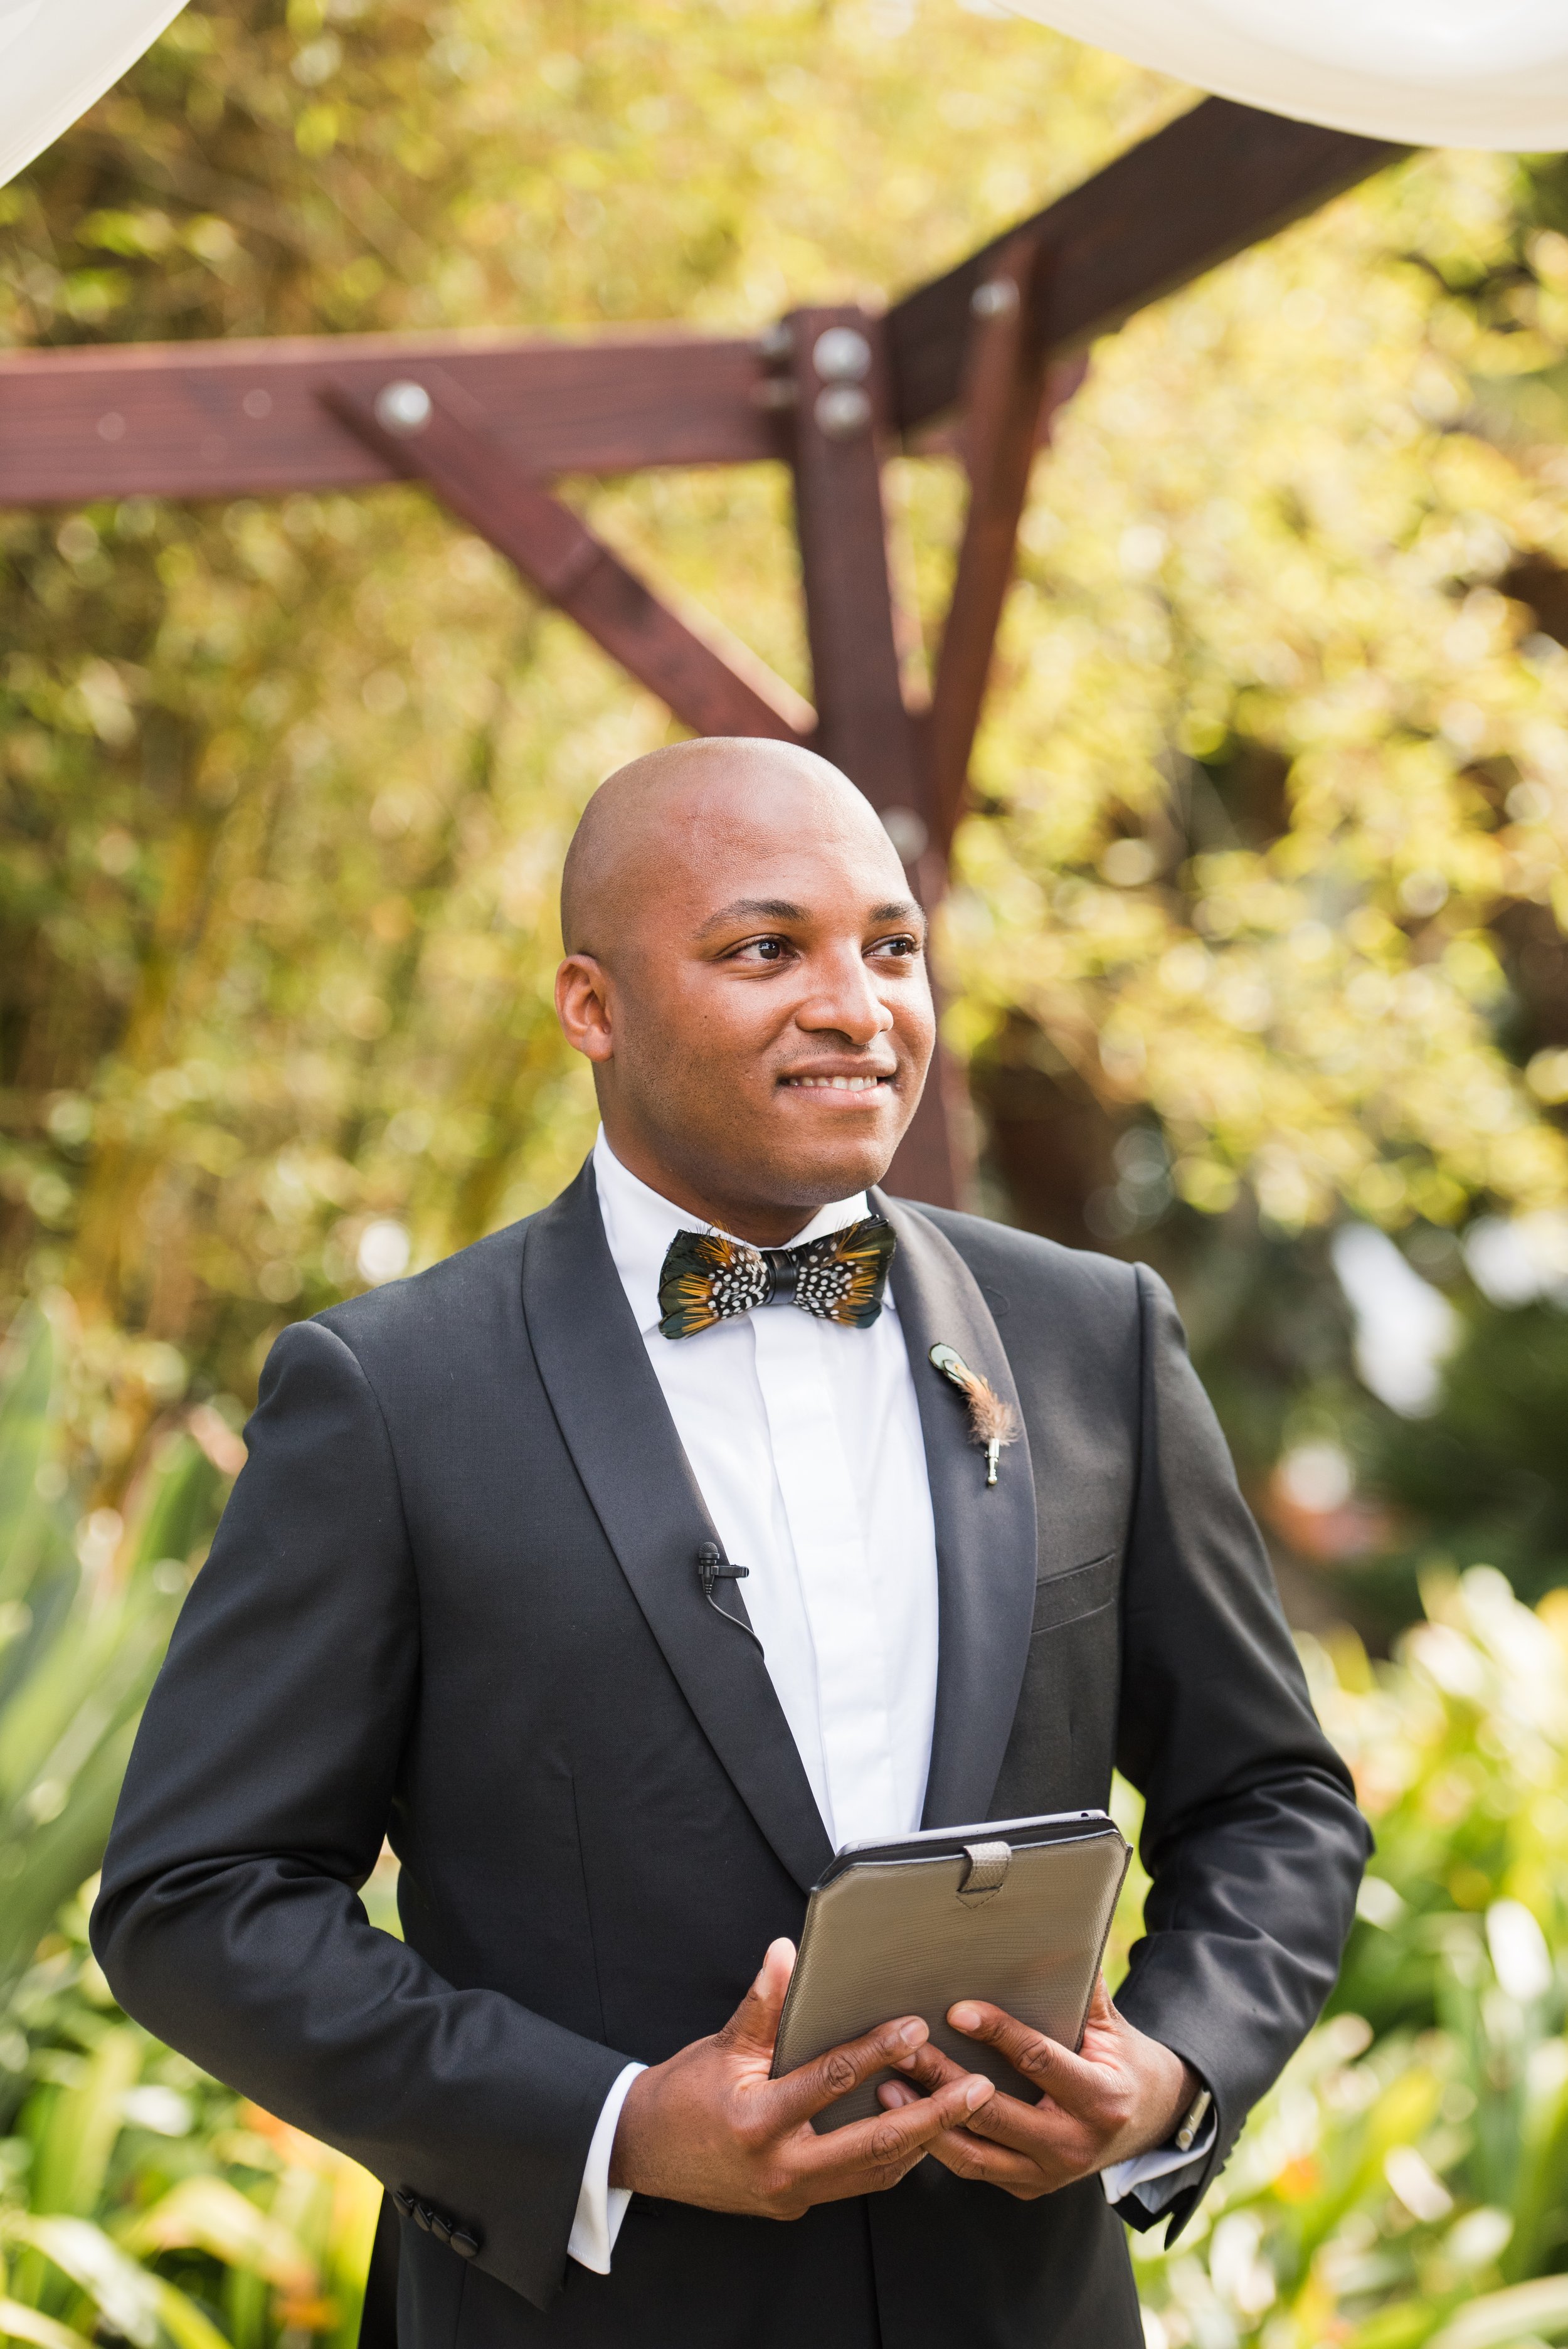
924;2124;1049;2188
877;2082;1048;2190
890;2036;1041;2119
891;2041;1080;2158
950;2084;1091;2160
794;2069;995;2185
889;2040;968;2089
768;2010;930;2129
946;2000;1104;2115
716;1939;797;2060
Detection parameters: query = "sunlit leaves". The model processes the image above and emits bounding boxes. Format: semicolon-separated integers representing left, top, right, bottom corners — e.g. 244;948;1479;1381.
946;150;1568;1236
1126;1572;1568;2346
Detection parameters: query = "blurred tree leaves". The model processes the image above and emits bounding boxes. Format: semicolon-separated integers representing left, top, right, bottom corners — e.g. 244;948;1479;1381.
1364;1299;1568;1608
0;1307;226;2000
1;0;1567;1482
948;168;1568;1236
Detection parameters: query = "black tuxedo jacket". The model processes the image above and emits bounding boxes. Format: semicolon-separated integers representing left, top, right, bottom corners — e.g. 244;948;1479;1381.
93;1167;1367;2349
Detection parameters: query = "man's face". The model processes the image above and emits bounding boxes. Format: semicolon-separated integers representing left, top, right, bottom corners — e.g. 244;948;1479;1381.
556;764;936;1235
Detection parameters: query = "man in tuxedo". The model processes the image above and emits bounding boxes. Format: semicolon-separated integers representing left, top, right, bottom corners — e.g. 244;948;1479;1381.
93;738;1367;2349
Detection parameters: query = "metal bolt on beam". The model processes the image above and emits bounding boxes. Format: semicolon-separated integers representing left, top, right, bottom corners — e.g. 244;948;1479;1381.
881;804;930;864
813;384;872;439
374;380;433;435
971;278;1020;321
812;326;872;382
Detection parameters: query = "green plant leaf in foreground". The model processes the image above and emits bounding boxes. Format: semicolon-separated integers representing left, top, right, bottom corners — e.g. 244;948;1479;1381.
0;1310;228;2000
1426;2271;1568;2347
0;2298;96;2349
1130;1568;1568;2347
120;2178;316;2297
4;1340;1568;2349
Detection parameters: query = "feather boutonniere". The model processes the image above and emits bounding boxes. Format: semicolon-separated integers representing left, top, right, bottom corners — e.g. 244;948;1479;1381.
928;1344;1020;1487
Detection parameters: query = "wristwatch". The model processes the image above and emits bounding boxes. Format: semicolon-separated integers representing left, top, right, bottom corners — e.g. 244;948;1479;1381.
1174;2084;1213;2153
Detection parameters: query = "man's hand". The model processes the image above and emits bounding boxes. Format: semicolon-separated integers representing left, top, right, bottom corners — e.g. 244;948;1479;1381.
875;1975;1196;2201
609;1937;996;2217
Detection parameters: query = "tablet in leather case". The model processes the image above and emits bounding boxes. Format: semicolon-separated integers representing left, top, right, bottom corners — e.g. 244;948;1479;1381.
771;1809;1131;2130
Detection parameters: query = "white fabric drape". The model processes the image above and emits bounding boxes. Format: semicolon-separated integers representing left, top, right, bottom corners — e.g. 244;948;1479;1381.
0;0;187;188
999;0;1568;151
6;2;1565;198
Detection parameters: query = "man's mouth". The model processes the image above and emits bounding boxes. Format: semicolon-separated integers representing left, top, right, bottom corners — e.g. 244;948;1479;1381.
779;1073;894;1091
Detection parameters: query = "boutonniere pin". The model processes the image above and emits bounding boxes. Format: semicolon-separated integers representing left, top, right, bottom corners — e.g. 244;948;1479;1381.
929;1344;1020;1487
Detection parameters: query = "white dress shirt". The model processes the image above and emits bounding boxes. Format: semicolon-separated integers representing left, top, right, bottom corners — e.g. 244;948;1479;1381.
566;1133;1209;2272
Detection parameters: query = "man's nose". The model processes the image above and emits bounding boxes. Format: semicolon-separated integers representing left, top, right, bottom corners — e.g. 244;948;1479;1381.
797;955;895;1046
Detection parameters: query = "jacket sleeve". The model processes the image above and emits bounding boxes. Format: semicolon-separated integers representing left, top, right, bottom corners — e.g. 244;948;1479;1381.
1111;1265;1370;2239
90;1317;630;2312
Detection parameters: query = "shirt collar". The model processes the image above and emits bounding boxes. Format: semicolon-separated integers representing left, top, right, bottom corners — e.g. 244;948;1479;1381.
591;1128;878;1340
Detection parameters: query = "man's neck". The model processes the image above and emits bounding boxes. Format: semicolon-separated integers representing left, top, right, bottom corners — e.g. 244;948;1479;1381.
597;1128;845;1248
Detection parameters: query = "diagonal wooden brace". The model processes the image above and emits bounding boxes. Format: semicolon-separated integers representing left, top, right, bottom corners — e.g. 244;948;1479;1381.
887;99;1403;435
322;369;814;746
927;237;1083;856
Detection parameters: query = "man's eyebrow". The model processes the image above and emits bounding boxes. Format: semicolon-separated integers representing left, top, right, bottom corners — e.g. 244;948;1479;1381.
693;897;807;939
692;894;927;941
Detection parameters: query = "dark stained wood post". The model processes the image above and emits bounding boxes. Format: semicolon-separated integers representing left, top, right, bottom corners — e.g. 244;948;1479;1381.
784;303;969;1210
783;307;919;818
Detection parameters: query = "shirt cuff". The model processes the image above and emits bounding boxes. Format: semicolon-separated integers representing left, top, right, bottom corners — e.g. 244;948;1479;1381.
567;2063;645;2274
1101;2111;1217;2216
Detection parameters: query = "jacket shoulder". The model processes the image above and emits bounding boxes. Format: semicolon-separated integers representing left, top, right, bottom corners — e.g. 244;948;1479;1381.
907;1201;1143;1319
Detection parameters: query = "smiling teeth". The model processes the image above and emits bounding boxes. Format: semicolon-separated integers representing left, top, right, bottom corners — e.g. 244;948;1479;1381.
791;1074;884;1089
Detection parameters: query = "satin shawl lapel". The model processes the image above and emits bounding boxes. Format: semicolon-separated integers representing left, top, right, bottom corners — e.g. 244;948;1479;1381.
875;1193;1039;1828
520;1163;832;1895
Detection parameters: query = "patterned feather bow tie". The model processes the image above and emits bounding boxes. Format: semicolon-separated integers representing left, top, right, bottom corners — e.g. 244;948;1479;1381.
658;1213;896;1341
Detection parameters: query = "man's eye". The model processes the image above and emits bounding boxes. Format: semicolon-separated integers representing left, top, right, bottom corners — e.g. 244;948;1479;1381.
871;935;921;958
732;936;791;962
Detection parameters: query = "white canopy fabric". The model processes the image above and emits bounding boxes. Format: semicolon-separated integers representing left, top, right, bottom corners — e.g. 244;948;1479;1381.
4;0;1565;203
0;0;188;188
1000;0;1568;151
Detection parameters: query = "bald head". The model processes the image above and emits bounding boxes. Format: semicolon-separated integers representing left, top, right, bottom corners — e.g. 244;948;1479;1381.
560;737;899;960
552;735;933;1241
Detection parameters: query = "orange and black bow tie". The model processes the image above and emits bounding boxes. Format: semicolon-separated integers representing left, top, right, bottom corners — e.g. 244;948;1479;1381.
657;1213;896;1340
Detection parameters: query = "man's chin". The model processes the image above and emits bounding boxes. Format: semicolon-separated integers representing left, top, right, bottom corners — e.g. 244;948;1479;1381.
756;1110;906;1204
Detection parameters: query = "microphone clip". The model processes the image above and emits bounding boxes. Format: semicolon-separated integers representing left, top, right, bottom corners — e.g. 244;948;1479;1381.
696;1540;750;1600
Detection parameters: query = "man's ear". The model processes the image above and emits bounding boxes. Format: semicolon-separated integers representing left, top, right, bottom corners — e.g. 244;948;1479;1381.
555;953;615;1063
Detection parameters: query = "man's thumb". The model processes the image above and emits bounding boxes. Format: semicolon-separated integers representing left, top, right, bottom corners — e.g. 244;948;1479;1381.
721;1938;795;2055
1086;1972;1117;2026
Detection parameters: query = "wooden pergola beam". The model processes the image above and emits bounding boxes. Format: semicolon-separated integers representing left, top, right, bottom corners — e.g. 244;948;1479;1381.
0;99;1404;512
0;330;784;507
886;97;1405;433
